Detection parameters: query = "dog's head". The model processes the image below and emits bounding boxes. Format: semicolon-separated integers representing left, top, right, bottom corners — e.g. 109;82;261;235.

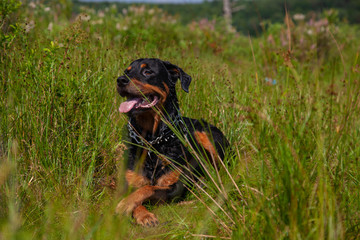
117;58;191;116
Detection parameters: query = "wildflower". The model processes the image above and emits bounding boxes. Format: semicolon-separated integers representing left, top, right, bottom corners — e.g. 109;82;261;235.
111;4;117;11
265;77;277;85
267;34;275;45
25;20;35;33
76;13;91;22
48;22;53;32
98;11;105;18
29;2;36;9
293;13;305;21
91;19;103;25
314;19;329;30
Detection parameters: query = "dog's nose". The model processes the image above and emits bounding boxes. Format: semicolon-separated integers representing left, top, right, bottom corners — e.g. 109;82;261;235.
117;76;130;86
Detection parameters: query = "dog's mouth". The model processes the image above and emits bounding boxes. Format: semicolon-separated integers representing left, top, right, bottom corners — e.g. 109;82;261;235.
119;95;159;113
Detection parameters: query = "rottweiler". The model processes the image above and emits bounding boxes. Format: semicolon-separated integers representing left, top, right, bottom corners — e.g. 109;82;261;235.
115;58;230;226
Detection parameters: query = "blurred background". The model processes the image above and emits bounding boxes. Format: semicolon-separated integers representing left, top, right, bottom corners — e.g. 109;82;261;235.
73;0;360;35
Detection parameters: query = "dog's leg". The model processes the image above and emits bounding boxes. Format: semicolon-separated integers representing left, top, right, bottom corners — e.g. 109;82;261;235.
125;170;150;188
116;185;169;215
194;131;221;165
116;170;184;226
133;205;159;227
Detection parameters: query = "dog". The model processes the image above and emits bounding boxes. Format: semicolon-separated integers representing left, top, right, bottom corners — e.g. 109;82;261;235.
115;58;230;227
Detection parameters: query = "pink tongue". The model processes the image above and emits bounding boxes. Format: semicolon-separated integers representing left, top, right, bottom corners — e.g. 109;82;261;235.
119;98;142;113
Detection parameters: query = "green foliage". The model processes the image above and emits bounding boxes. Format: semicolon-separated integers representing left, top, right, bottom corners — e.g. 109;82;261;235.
1;2;360;239
0;0;22;49
0;0;21;19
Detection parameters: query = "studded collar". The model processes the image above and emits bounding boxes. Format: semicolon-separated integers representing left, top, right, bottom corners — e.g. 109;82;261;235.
127;113;187;146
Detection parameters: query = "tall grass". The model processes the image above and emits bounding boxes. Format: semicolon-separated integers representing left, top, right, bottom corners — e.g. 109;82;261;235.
1;2;359;239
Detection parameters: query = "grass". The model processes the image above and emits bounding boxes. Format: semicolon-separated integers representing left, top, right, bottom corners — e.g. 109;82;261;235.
1;2;360;239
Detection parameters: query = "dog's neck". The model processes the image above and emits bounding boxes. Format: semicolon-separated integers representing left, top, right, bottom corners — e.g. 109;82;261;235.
129;96;181;140
134;111;160;135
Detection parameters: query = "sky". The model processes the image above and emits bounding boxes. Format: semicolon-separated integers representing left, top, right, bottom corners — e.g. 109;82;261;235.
78;0;204;3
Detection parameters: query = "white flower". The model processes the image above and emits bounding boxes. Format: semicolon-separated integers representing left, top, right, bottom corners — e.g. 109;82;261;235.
293;13;305;21
47;22;53;32
98;11;105;18
76;13;91;22
91;19;103;25
29;2;36;9
25;20;35;33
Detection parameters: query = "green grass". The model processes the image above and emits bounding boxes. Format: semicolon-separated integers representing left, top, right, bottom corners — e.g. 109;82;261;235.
1;2;360;239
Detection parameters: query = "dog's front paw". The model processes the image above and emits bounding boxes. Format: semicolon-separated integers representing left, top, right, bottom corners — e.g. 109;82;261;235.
136;211;159;227
133;206;159;227
115;198;137;215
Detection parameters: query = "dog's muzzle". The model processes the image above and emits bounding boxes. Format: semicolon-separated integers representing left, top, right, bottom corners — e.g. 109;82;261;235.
117;76;130;87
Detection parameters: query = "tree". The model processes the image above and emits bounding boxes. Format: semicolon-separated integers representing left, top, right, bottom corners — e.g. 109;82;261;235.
223;0;232;29
222;0;246;31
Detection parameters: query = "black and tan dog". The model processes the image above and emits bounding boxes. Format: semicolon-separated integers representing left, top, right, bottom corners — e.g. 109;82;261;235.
116;58;230;226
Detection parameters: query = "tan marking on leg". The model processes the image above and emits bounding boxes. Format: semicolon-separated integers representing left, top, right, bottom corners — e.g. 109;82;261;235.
116;185;169;215
156;170;181;187
194;131;220;165
133;205;159;227
125;170;150;189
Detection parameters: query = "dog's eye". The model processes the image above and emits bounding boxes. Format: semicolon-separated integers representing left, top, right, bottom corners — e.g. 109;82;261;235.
143;70;153;76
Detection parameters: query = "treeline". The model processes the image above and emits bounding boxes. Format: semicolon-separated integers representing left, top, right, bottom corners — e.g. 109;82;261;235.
74;0;360;35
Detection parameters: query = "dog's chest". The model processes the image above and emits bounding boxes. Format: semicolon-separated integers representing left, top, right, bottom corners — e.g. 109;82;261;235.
142;140;184;183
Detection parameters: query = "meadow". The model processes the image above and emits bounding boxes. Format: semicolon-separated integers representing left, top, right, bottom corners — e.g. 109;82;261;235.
1;1;360;239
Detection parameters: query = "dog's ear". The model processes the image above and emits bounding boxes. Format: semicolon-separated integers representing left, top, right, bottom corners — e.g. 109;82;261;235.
162;61;192;93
